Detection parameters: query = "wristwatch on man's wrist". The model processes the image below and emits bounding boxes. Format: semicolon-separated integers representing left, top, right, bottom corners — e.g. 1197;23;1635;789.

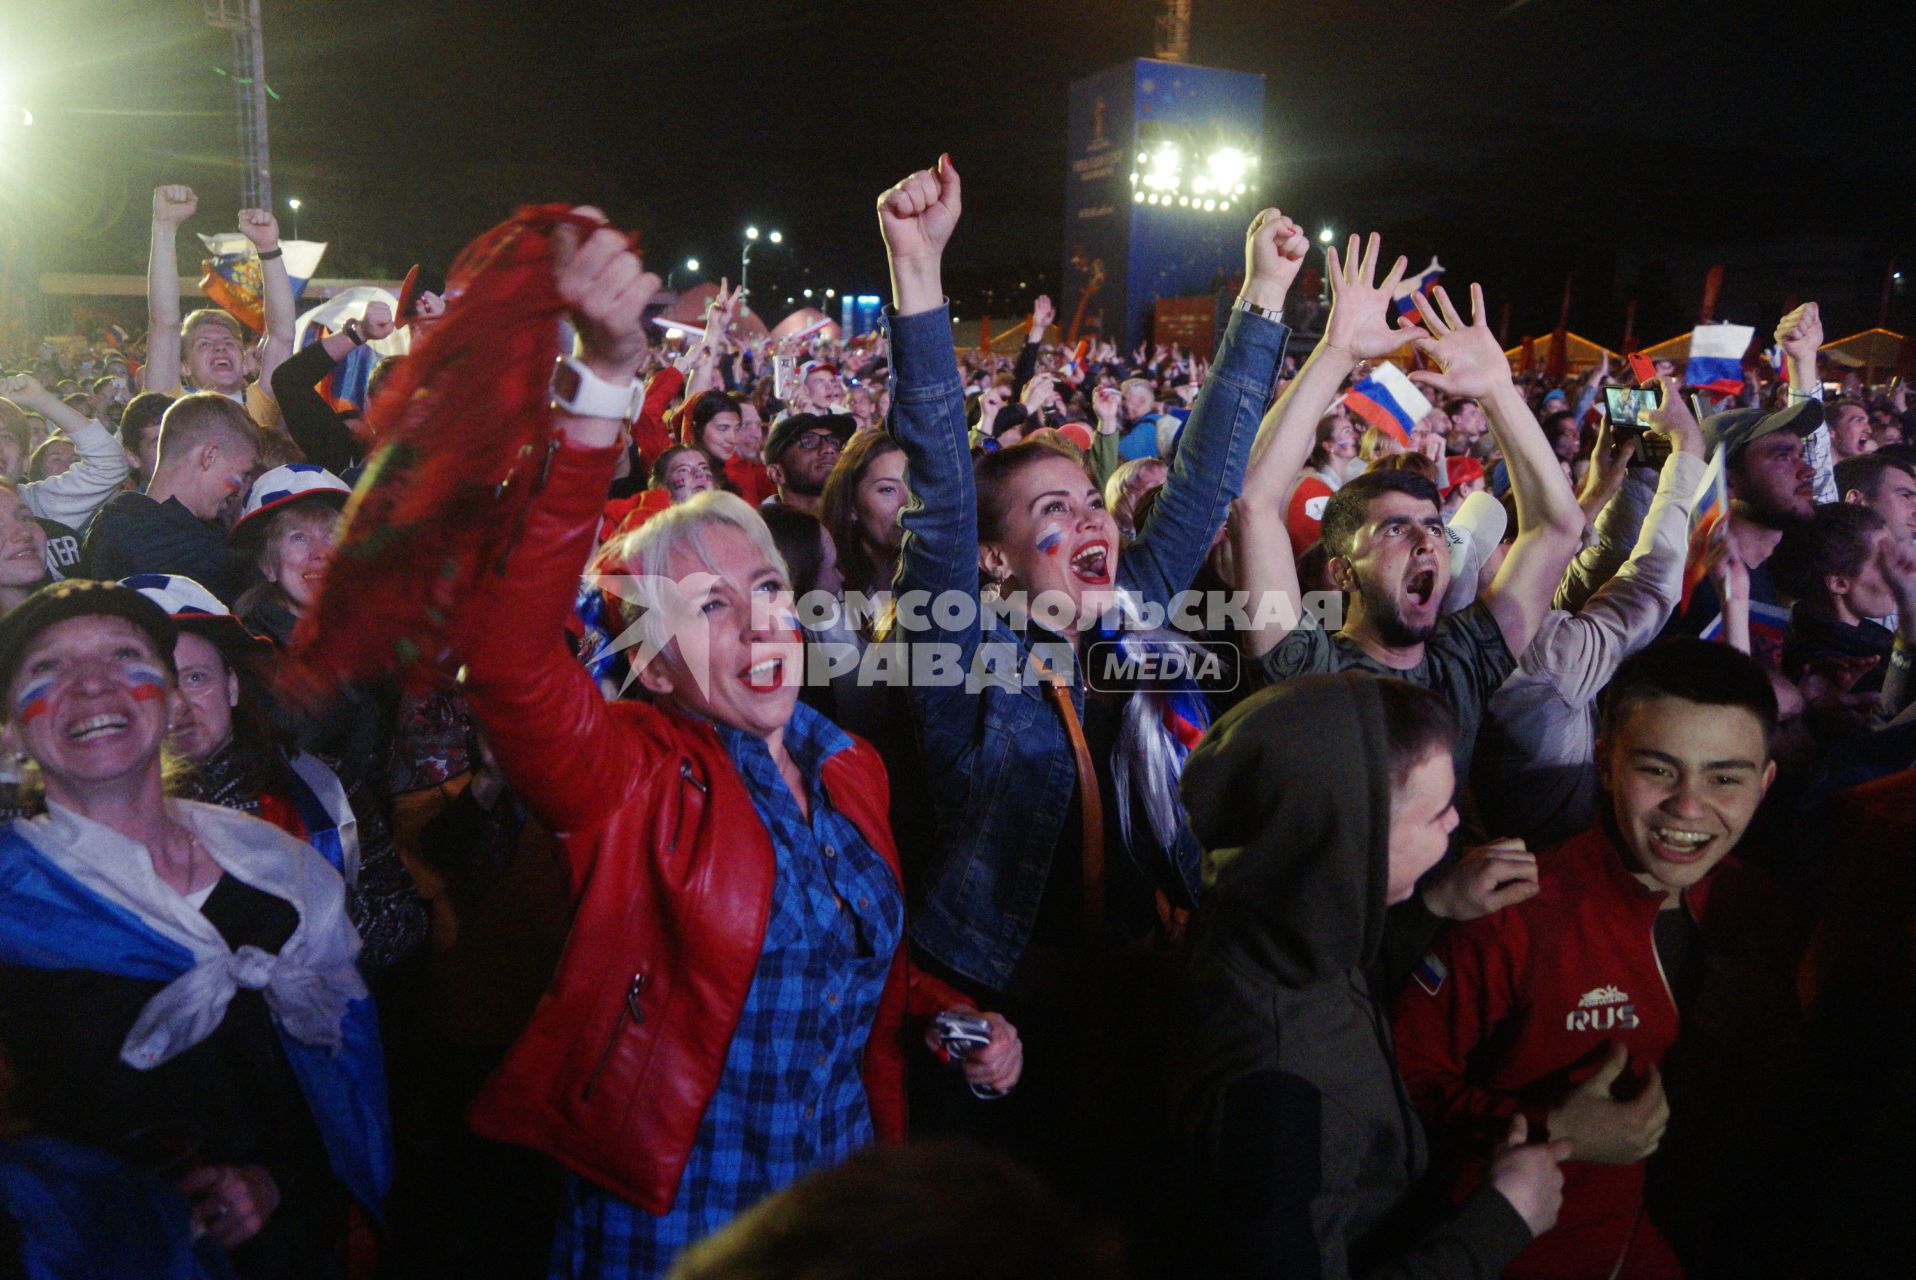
550;355;642;421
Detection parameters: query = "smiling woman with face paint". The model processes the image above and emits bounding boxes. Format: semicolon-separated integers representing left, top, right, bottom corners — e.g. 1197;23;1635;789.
879;155;1300;984
0;581;391;1276
877;156;1301;1223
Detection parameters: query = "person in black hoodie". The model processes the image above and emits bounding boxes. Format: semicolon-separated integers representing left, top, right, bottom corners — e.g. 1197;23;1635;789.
1172;671;1569;1278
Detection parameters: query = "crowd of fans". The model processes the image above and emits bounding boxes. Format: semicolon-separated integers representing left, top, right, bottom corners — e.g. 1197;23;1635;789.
0;157;1912;1280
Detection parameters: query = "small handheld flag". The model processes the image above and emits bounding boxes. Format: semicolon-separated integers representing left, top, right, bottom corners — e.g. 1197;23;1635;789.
1684;322;1754;395
1342;363;1433;447
1391;257;1445;319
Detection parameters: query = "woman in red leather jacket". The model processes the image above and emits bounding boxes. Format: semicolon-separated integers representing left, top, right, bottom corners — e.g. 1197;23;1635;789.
456;211;1022;1279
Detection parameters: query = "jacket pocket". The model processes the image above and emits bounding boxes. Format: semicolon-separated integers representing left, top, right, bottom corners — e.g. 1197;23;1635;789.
580;971;648;1102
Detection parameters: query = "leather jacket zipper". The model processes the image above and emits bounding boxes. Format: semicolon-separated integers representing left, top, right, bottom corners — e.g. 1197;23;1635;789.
581;971;647;1102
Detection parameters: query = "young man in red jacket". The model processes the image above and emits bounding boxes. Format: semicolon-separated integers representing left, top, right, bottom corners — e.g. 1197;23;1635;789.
1392;639;1804;1279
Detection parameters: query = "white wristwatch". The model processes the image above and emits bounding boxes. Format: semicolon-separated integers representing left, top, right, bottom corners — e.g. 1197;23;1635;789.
550;356;642;421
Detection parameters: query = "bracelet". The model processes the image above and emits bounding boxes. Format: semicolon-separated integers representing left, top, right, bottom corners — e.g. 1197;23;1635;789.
257;246;283;261
341;319;365;347
1235;296;1284;324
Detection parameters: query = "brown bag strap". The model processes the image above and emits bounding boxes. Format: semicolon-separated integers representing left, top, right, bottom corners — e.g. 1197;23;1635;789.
1042;670;1105;945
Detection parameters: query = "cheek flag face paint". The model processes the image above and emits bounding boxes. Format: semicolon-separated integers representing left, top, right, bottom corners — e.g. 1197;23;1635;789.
1036;522;1066;556
16;678;56;724
126;664;169;703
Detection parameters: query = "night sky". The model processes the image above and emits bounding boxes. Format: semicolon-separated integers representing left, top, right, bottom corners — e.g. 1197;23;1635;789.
7;0;1913;345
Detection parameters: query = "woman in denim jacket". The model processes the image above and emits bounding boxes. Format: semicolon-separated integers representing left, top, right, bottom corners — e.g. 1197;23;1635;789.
880;155;1304;992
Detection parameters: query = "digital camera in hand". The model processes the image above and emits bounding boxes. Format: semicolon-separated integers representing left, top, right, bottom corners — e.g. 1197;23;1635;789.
933;1010;1004;1099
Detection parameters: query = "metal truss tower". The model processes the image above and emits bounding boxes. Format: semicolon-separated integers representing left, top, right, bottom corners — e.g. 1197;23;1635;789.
203;0;273;208
1155;0;1192;63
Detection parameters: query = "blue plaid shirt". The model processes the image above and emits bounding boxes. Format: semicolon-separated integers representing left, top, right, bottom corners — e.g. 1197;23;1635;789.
551;703;906;1279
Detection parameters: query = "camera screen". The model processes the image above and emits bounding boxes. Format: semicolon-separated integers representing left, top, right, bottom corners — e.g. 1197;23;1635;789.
1604;385;1662;429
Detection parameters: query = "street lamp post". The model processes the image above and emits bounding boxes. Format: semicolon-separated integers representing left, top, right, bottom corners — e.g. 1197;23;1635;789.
740;226;781;299
287;197;302;239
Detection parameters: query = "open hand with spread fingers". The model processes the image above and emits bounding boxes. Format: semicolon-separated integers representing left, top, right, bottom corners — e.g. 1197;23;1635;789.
1407;283;1515;402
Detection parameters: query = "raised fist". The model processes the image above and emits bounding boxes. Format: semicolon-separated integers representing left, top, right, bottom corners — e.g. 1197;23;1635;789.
877;155;962;264
552;206;660;381
1775;302;1823;366
1242;208;1311;300
237;208;280;251
359;301;395;343
1;373;49;406
153;185;198;226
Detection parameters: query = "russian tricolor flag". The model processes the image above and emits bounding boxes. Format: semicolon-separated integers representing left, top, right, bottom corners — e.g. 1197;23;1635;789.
1061;338;1091;384
1684;322;1753;395
1679;444;1731;615
1342;363;1432;446
198;232;328;333
1391;257;1445;318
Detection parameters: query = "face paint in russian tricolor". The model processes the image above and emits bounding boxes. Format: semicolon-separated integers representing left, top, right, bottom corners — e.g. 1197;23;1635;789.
125;663;169;703
15;677;56;725
1036;522;1066;556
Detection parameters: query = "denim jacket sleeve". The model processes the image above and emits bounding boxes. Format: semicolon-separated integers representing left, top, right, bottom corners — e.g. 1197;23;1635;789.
888;303;983;658
1123;309;1289;606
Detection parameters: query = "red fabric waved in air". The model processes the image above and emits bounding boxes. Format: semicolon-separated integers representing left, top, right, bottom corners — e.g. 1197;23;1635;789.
284;204;636;698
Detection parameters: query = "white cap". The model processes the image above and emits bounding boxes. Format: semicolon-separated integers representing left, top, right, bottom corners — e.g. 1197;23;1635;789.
1442;489;1508;615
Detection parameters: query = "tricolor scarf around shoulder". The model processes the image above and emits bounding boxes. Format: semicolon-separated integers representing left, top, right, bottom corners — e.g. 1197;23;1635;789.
1090;594;1213;864
0;805;392;1211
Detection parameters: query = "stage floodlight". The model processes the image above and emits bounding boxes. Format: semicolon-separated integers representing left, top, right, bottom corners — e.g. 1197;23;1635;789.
1207;147;1248;187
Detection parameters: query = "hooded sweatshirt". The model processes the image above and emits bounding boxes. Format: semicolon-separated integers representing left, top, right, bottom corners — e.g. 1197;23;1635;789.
1170;672;1533;1279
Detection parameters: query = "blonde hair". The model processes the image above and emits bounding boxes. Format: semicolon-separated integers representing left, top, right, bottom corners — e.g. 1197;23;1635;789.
594;490;790;660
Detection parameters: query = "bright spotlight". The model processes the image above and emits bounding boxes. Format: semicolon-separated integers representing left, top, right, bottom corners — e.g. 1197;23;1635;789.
287;197;302;211
1134;191;1145;203
825;288;836;298
769;230;783;244
1203;199;1217;211
1144;142;1183;191
1318;227;1335;244
802;288;813;298
1208;148;1249;187
745;226;760;241
686;257;699;272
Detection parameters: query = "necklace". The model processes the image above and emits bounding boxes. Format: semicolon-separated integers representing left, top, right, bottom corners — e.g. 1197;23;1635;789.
165;819;220;895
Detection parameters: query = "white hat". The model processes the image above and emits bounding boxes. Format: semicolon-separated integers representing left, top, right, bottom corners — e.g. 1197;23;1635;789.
1442;489;1508;615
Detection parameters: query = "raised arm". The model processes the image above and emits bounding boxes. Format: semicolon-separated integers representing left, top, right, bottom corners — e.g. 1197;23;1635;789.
1011;293;1053;398
143;186;196;392
1;374;130;527
880;154;974;615
239;208;296;394
1776;302;1832;501
1236;233;1428;657
1410;285;1584;659
1122;209;1302;606
1541;385;1709;705
1555;413;1645;612
270;304;392;473
459;208;664;836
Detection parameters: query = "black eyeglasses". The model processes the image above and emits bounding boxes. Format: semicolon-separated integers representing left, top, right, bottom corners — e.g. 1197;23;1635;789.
795;432;842;453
